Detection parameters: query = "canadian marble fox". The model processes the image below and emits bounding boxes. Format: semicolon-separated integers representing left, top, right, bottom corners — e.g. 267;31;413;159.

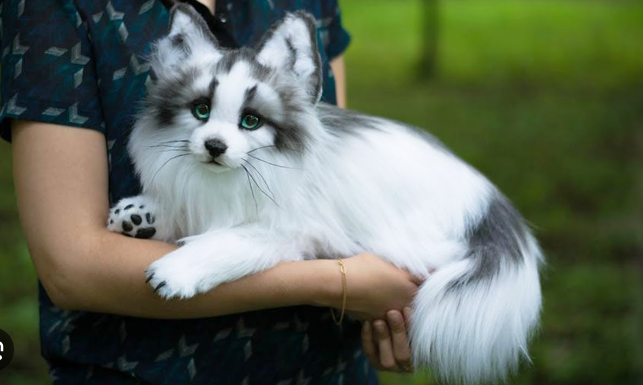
109;5;543;384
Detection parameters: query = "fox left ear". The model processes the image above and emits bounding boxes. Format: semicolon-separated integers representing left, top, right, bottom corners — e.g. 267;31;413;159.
151;4;222;77
257;12;323;104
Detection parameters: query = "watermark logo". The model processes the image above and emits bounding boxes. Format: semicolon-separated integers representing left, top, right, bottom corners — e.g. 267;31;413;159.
0;328;14;371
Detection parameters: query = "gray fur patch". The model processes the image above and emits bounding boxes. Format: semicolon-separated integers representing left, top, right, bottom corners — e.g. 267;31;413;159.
267;85;312;152
316;104;449;152
146;66;209;126
243;85;258;106
211;49;272;82
250;62;273;82
216;48;254;74
208;77;219;96
272;120;311;153
170;33;190;55
450;193;528;289
284;38;297;69
316;103;382;137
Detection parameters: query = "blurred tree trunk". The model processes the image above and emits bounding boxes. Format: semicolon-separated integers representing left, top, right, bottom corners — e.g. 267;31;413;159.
418;0;440;80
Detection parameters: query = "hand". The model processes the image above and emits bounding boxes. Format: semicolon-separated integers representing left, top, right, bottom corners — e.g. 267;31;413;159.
362;308;415;373
340;253;423;320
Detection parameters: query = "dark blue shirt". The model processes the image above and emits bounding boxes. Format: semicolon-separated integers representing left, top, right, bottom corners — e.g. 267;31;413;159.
0;1;379;384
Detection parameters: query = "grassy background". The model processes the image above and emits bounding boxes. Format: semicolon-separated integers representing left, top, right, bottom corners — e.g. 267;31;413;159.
1;0;642;384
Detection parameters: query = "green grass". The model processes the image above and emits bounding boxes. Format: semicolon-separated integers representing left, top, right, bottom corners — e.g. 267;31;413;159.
1;0;643;384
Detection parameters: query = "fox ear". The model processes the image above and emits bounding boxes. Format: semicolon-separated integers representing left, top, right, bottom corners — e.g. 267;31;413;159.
151;4;222;76
257;12;323;104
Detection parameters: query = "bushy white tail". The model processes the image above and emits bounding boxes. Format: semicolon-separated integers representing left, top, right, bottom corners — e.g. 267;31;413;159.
410;239;542;384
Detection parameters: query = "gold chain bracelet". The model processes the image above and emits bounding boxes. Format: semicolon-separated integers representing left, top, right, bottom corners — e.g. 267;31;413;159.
330;259;347;325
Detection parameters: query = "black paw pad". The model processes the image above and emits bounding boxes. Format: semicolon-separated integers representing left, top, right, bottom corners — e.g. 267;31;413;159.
124;204;134;210
130;214;142;225
122;221;133;232
135;228;156;239
146;213;155;224
145;273;155;283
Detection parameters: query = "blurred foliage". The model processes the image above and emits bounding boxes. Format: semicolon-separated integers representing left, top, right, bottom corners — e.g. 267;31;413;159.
1;0;642;384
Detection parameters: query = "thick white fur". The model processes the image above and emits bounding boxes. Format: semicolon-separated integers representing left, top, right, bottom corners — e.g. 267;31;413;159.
117;8;543;384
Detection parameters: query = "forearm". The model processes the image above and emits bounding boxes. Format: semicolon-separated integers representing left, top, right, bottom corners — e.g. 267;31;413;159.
58;229;339;319
330;56;346;108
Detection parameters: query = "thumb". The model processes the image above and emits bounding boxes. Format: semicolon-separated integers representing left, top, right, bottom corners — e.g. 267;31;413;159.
409;273;425;286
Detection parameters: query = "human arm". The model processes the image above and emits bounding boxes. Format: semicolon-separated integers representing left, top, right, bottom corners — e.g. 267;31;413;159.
330;56;347;108
12;120;418;319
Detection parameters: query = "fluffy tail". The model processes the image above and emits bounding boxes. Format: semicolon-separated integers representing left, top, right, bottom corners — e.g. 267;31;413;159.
410;196;543;384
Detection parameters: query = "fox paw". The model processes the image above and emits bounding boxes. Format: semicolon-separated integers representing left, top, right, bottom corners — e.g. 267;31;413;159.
108;197;158;239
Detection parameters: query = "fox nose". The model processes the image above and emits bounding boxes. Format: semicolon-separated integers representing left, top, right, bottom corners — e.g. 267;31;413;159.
204;139;228;159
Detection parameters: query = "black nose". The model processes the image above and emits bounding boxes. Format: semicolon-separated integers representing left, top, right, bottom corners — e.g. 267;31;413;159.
204;139;228;158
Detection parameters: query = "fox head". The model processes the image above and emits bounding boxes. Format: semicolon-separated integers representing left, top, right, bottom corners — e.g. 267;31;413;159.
132;5;323;175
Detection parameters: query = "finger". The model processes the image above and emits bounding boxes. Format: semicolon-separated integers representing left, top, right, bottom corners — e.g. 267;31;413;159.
387;310;414;372
403;307;416;372
373;319;401;372
409;273;425;286
361;321;382;370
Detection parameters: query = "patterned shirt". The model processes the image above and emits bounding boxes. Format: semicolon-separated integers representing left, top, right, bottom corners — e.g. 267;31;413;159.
0;1;378;384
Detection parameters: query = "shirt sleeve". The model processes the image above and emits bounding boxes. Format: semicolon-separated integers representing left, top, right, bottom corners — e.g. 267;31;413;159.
0;0;105;142
320;0;351;61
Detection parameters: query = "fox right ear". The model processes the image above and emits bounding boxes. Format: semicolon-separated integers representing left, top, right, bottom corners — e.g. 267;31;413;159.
256;12;322;104
150;4;223;76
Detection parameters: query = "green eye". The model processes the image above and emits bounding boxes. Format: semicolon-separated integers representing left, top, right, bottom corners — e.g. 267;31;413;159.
240;114;262;130
192;103;210;120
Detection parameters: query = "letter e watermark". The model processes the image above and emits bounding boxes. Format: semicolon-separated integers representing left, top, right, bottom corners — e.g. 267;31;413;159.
0;329;14;371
